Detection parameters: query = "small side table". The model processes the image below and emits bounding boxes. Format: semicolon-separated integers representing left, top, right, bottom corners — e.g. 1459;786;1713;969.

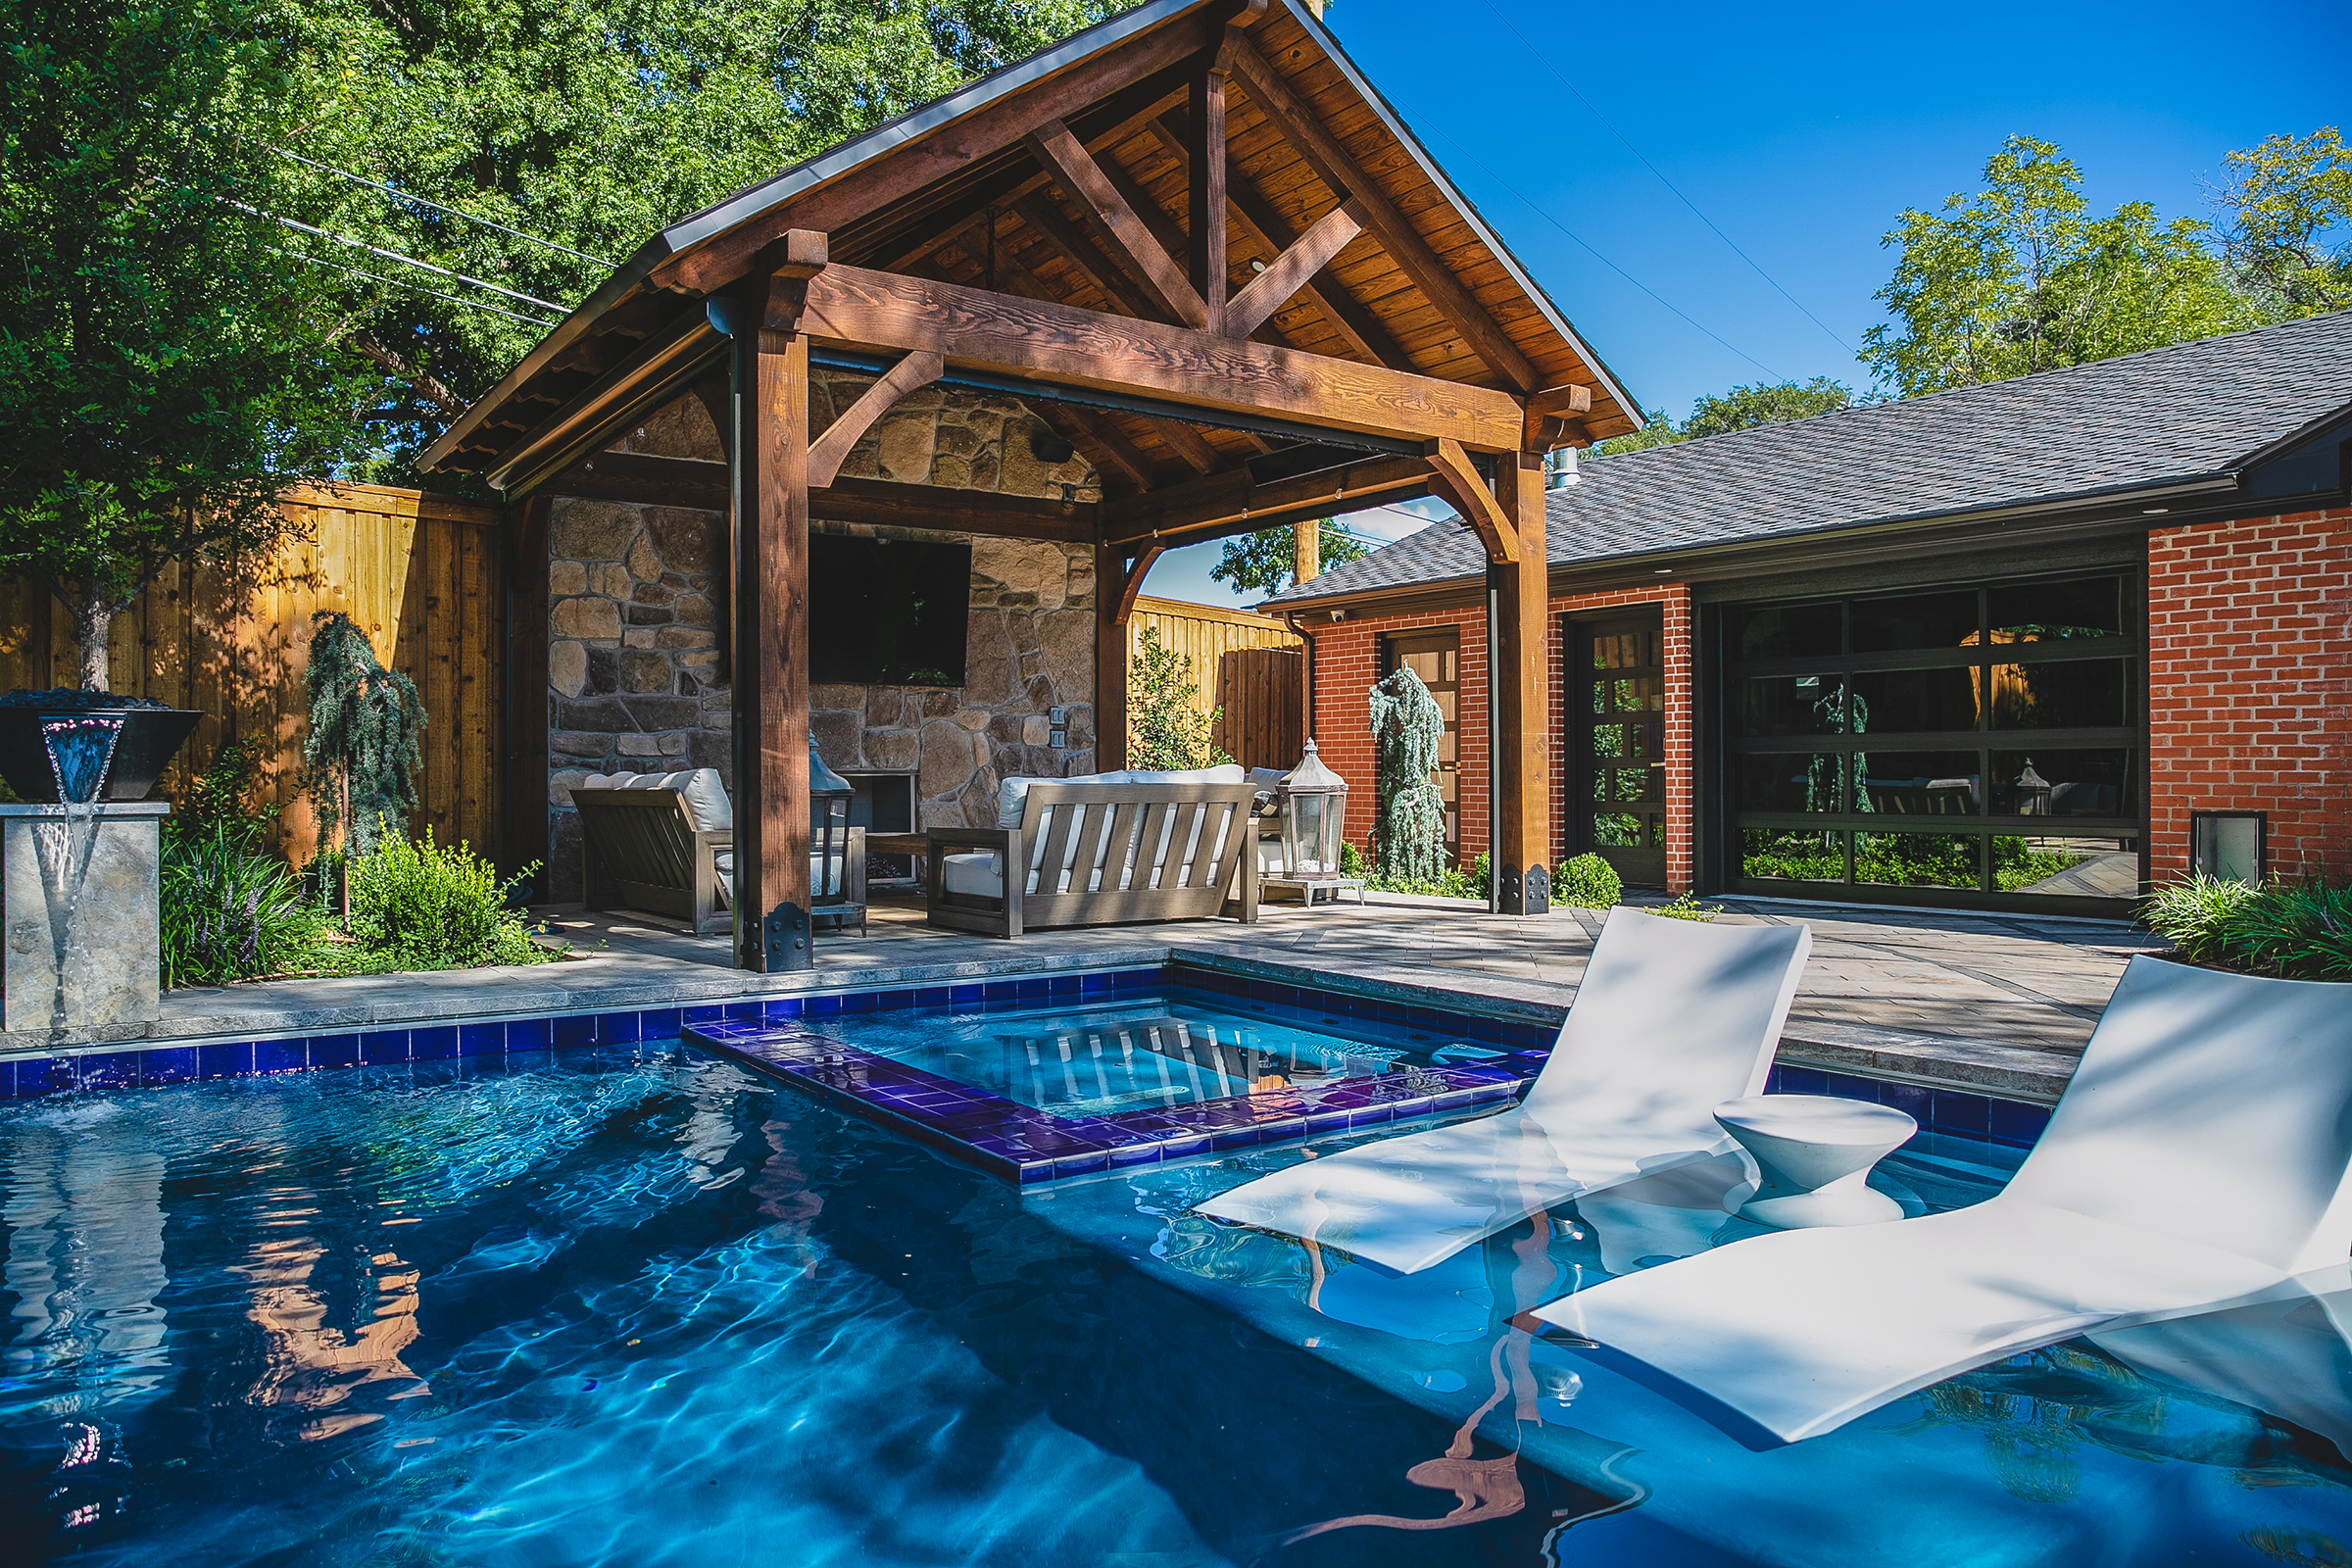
1262;874;1366;907
1713;1095;1916;1229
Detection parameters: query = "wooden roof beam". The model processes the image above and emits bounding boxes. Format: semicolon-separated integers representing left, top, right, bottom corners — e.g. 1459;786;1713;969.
1149;111;1408;368
1223;198;1365;340
650;9;1223;296
795;263;1523;450
1033;401;1157;497
808;351;945;488
1423;438;1517;563
1104;453;1429;547
1525;383;1594;452
1224;36;1540;391
1025;118;1209;328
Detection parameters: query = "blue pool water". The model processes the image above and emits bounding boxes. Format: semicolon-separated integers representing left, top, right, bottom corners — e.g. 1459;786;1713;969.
3;1045;2349;1565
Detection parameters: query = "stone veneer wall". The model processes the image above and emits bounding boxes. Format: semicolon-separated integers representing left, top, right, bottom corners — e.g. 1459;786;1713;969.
541;377;1102;900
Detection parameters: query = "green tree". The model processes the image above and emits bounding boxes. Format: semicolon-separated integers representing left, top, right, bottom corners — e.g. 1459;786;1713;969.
2214;126;2351;318
288;0;1131;469
1861;136;2254;398
1210;522;1373;595
1127;624;1230;772
1591;378;1858;457
0;0;375;689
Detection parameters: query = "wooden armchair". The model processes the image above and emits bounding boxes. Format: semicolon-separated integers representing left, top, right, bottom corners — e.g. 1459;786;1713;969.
574;780;733;936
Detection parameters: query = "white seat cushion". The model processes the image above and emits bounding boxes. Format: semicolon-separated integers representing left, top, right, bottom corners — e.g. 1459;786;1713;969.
673;767;732;831
942;851;1004;900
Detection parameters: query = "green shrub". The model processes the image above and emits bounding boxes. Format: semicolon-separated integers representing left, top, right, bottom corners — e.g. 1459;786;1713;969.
1646;891;1722;922
1555;853;1622;909
346;826;549;971
2140;872;2352;980
159;818;322;987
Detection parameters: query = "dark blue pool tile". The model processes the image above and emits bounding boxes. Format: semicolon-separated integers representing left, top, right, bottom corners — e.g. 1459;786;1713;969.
1348;1104;1396;1129
1207;1128;1263;1151
638;1007;682;1039
197;1041;252;1081
14;1057;69;1097
1048;971;1081;995
76;1052;137;1091
1821;1072;1884;1105
1303;1109;1353;1135
1989;1098;2051;1149
1930;1091;1991;1138
877;990;913;1012
1876;1080;1932;1124
506;1048;556;1074
682;1004;727;1028
1156;1131;1211;1157
1079;970;1118;994
551;1013;596;1048
361;1032;411;1066
840;992;882;1014
1053;1150;1111;1178
412;1025;462;1060
598;1011;642;1045
801;994;843;1018
254;1038;308;1074
760;997;806;1020
1499;1021;1552;1049
1107;1141;1165;1168
1774;1065;1830;1097
457;1021;505;1056
1015;977;1051;1001
309;1034;360;1070
505;1017;552;1052
139;1047;198;1087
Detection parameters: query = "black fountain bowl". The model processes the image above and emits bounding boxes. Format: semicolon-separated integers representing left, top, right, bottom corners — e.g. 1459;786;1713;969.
0;706;204;804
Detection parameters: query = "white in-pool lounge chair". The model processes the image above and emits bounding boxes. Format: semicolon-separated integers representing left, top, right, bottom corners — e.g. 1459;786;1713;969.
1539;956;2352;1446
1194;910;1812;1275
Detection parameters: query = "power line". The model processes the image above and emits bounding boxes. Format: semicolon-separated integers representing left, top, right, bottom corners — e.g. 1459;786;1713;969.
1384;93;1784;381
271;145;616;268
228;200;572;313
281;249;561;327
1473;0;1857;357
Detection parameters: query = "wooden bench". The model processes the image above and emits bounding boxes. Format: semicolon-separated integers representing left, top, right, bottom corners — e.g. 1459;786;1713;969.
925;776;1260;938
575;781;734;936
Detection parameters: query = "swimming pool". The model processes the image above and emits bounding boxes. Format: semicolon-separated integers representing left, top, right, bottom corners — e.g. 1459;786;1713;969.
3;1034;2348;1564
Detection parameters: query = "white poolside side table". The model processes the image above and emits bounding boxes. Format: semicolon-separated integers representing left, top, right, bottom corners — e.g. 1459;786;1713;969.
1714;1095;1917;1229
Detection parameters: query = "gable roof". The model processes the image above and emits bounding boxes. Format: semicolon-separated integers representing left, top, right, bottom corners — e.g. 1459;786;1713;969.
1268;310;2352;606
419;0;1640;491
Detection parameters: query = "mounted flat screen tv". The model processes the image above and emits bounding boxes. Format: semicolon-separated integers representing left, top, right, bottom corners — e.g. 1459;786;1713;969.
808;534;971;687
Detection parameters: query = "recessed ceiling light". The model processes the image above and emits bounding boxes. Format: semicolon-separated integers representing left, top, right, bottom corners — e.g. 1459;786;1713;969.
2142;507;2170;515
1653;566;1673;574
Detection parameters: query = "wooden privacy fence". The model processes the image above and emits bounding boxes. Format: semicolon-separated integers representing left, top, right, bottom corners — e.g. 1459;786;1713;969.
0;482;506;865
1128;596;1304;771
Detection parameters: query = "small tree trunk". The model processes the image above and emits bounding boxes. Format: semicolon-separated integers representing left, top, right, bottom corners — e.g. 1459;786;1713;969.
71;594;114;693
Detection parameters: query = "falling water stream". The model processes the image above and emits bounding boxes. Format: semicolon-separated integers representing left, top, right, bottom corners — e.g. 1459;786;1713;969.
31;715;124;1039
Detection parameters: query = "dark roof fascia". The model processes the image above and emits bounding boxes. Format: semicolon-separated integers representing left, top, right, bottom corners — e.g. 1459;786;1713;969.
1275;469;2277;622
421;2;1208;472
2237;398;2352;471
1286;4;1642;421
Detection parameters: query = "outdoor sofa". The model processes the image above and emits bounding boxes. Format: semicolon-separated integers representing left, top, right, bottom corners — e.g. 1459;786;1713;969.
925;765;1261;938
574;768;862;937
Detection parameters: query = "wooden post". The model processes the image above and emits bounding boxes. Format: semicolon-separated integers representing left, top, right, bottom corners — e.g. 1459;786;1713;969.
1294;516;1319;585
1096;542;1131;772
503;494;552;892
1493;450;1550;914
731;276;815;972
1189;62;1228;335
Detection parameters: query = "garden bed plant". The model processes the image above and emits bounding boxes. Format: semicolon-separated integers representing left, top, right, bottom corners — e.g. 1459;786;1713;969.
2139;872;2352;981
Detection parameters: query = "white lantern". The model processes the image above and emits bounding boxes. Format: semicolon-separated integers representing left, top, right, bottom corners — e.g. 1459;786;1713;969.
1274;740;1349;880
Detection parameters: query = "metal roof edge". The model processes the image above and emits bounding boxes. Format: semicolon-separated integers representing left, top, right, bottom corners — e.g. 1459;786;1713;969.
1289;1;1643;420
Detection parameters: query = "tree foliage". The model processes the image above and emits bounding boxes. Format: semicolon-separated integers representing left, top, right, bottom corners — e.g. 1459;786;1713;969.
1367;665;1446;884
302;611;425;858
0;0;376;688
1127;624;1230;772
1591;378;1858;457
2214;126;2352;319
290;0;1134;469
1861;136;2256;399
1209;522;1373;595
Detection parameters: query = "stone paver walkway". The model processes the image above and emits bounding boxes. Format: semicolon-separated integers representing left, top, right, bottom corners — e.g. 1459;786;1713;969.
12;887;2165;1104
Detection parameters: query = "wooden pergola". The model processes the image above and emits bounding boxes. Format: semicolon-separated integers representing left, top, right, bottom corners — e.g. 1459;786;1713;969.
421;0;1640;971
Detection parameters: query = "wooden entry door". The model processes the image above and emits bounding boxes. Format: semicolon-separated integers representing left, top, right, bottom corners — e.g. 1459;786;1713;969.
1569;609;1667;886
1383;630;1460;857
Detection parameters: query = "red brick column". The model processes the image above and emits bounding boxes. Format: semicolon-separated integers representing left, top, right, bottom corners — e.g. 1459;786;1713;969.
2146;506;2352;883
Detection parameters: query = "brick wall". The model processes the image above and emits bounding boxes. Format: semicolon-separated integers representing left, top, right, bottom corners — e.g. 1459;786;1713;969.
1304;582;1693;889
2147;506;2352;882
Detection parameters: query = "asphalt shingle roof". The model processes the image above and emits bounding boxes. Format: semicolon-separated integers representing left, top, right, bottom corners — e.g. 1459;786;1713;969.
1270;310;2352;605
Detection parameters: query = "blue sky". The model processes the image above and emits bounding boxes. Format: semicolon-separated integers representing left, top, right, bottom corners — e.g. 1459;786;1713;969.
1142;0;2352;607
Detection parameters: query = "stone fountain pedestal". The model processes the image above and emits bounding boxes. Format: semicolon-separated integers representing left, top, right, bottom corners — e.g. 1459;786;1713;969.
0;803;169;1035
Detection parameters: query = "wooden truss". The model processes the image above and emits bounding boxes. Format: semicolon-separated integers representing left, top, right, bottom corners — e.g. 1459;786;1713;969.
426;0;1642;969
